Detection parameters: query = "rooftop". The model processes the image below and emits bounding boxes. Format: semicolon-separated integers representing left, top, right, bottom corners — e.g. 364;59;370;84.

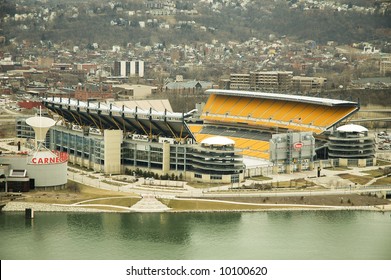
205;89;359;107
201;136;235;146
336;124;368;133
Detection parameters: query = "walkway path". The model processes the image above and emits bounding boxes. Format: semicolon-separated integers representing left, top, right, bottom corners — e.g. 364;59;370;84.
129;195;171;212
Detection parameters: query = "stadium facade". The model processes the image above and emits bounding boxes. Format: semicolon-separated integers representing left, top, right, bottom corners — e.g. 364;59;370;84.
39;97;244;183
12;89;363;184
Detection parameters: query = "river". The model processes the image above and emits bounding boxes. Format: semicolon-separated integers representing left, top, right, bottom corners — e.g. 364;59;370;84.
1;210;390;260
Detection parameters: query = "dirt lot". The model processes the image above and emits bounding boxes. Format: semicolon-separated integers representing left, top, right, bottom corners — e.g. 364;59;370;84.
20;182;137;204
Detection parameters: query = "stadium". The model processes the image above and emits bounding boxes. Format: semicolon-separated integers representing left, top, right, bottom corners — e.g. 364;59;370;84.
26;89;362;184
191;89;361;171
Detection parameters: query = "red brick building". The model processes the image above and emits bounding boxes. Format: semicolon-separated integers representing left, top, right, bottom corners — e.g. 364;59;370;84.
74;84;114;101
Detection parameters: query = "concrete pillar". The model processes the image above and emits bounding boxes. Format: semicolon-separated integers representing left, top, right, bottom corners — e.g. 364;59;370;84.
358;159;366;167
272;165;279;175
339;158;348;167
103;130;123;174
25;208;34;219
162;142;170;175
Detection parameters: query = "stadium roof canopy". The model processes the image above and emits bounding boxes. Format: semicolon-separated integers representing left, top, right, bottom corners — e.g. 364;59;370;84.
42;97;197;140
205;89;359;107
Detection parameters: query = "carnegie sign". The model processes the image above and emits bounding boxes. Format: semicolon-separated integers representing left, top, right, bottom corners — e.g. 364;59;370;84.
30;151;68;165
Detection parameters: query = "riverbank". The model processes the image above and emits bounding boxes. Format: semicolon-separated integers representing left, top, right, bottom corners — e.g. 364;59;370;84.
1;172;391;213
2;201;115;212
2;196;391;213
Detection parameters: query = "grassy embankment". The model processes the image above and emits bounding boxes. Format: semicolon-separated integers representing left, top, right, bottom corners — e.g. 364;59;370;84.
22;180;141;211
158;198;306;211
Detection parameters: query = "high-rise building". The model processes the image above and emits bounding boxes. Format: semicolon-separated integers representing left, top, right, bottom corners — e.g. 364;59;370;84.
113;60;145;77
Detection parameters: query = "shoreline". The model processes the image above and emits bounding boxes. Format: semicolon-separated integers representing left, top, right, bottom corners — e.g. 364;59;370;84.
2;201;391;213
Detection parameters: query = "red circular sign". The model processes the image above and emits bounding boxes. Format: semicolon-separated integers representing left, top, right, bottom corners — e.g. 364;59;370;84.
293;142;303;149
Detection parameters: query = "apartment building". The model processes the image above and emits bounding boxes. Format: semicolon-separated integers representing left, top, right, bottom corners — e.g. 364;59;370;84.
292;76;327;93
250;71;293;92
113;60;145;78
229;73;251;90
230;71;293;92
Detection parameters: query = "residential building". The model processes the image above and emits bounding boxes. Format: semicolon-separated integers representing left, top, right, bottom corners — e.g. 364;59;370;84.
229;71;293;92
250;71;293;92
112;84;158;100
292;76;327;93
229;73;251;90
164;80;212;93
380;57;391;76
113;60;145;78
76;63;98;74
74;83;114;101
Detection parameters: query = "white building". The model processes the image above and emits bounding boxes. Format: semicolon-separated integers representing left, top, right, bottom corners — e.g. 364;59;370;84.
0;116;68;191
113;60;145;78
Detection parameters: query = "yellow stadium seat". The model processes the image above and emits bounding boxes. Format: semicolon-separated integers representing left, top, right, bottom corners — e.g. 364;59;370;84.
249;99;272;118
200;93;358;140
215;96;241;115
202;93;218;113
319;106;356;126
238;98;263;117
277;102;307;122
299;104;322;124
188;124;203;134
231;97;252;115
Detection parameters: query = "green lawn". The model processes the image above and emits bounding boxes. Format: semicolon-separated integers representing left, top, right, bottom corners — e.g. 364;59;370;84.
158;198;301;211
338;173;373;185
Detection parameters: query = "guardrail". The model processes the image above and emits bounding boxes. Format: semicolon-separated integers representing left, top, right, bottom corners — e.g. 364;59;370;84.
359;185;391;190
0;138;15;142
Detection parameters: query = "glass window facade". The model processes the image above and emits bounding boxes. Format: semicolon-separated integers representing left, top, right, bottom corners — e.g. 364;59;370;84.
48;126;244;182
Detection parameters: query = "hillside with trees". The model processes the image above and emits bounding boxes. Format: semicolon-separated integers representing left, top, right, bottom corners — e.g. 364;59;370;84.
0;0;389;50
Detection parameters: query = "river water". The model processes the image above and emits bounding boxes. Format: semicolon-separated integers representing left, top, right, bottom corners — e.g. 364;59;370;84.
1;210;390;260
